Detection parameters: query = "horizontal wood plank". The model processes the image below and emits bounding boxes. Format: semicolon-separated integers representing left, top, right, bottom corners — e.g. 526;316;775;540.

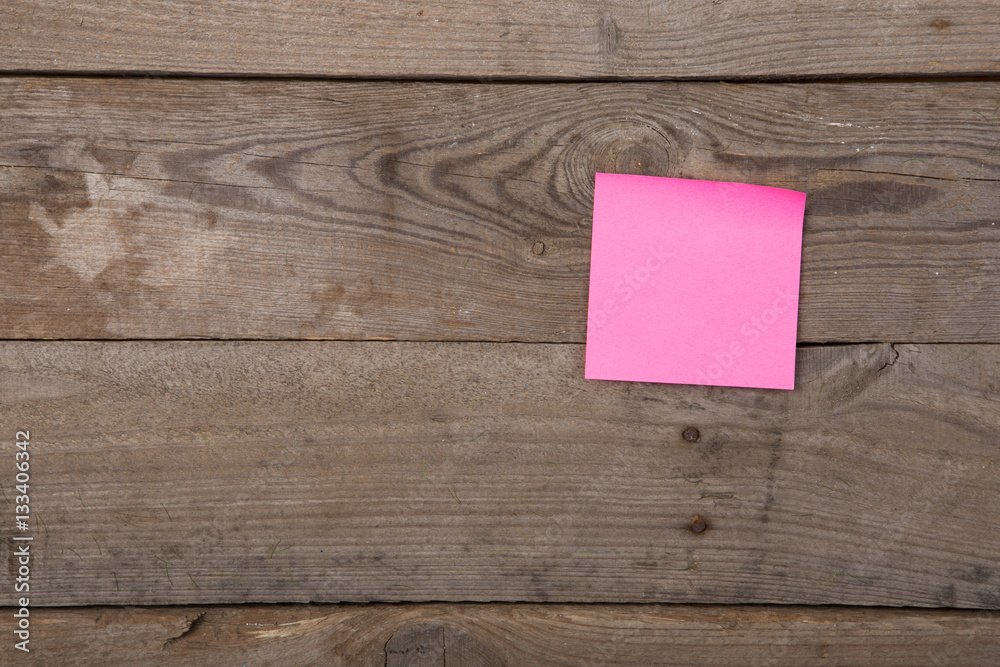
2;79;999;343
1;341;998;607
8;603;1000;666
2;1;1000;79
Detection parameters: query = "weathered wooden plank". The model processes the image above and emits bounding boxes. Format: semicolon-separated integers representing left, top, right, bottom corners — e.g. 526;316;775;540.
3;1;1000;79
2;79;999;343
8;603;1000;666
1;341;997;607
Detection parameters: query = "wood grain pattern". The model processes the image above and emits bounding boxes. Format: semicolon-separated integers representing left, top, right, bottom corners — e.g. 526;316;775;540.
8;604;1000;666
2;79;999;343
3;1;1000;79
1;341;998;607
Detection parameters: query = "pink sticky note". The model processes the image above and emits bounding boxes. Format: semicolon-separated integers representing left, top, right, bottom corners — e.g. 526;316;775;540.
585;174;807;390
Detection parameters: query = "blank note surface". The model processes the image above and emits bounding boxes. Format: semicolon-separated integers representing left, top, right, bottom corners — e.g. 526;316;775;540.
585;174;807;390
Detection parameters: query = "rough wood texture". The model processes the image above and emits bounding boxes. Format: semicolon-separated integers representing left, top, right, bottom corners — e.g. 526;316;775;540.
1;341;997;608
3;1;1000;79
2;79;999;343
7;604;1000;666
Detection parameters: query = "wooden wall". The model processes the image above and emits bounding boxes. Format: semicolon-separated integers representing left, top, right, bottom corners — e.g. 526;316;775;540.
2;1;999;664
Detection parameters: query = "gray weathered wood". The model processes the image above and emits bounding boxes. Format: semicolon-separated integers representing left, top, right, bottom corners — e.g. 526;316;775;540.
2;1;1000;79
7;603;1000;666
1;341;998;607
2;79;999;342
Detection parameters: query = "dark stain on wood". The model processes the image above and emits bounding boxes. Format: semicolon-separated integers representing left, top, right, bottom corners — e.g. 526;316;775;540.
30;169;93;222
599;12;621;62
0;166;114;336
89;143;139;174
958;566;993;584
976;589;1000;609
385;622;503;666
386;623;446;666
203;209;219;230
806;179;941;217
315;282;348;326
